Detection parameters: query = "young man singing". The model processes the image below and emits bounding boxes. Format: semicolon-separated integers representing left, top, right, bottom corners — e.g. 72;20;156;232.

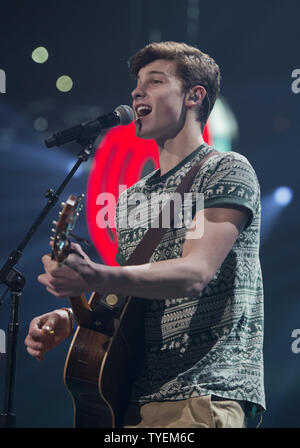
25;41;265;428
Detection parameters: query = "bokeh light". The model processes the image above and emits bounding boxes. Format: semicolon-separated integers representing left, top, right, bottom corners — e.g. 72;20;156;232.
31;46;49;63
56;75;73;92
274;186;293;206
33;117;48;132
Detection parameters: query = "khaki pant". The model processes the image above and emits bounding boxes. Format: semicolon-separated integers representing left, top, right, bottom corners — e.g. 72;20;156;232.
123;395;246;428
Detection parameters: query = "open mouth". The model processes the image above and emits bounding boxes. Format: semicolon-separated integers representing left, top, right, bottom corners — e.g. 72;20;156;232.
135;105;152;119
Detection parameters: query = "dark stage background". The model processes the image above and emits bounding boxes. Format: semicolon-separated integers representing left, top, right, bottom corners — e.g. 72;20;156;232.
0;0;299;428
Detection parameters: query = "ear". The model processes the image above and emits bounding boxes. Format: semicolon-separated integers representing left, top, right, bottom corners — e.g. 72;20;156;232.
185;85;207;107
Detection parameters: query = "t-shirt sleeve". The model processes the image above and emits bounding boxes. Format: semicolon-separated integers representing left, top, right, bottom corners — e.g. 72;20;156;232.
201;152;260;229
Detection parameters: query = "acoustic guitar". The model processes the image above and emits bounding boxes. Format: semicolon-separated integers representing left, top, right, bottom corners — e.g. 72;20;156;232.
51;194;145;428
50;151;217;427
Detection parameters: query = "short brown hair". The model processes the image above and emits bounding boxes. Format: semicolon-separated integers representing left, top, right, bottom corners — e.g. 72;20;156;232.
128;41;221;132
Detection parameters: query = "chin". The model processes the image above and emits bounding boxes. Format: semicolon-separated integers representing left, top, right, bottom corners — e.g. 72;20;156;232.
135;123;156;140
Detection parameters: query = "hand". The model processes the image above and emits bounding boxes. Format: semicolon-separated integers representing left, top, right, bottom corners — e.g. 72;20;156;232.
38;242;97;298
25;309;72;361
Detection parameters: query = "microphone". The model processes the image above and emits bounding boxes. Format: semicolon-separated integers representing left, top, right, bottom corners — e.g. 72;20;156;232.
45;105;134;148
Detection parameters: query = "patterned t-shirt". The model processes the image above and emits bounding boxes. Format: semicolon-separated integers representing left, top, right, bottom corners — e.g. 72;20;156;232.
115;143;265;413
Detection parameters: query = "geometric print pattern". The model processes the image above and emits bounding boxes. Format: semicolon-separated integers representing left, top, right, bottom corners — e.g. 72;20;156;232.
115;143;265;414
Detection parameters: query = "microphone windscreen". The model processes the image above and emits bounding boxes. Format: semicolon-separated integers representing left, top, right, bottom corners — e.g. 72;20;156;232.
115;105;135;125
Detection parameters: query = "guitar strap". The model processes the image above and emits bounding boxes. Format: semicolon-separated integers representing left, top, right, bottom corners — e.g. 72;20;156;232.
125;148;219;266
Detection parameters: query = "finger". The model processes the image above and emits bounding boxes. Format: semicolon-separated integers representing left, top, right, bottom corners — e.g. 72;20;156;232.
40;315;57;333
38;274;60;291
28;316;42;331
37;272;56;289
41;253;53;264
69;242;82;252
26;340;44;352
26;346;44;361
43;257;76;279
42;254;59;274
28;317;46;338
29;315;55;339
37;273;49;286
43;262;55;277
42;254;67;278
63;253;82;269
68;242;86;259
25;334;39;346
27;325;48;341
41;325;55;336
65;251;85;263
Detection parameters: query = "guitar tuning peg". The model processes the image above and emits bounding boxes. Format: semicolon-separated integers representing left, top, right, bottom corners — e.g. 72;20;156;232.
61;202;66;207
52;220;58;226
59;211;62;216
51;228;56;233
50;236;55;241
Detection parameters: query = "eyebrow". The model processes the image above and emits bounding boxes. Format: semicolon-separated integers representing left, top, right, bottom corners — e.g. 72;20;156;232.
137;70;168;79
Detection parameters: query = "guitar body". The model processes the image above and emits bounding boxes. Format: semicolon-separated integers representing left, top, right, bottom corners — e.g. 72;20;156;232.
64;292;145;428
64;324;113;427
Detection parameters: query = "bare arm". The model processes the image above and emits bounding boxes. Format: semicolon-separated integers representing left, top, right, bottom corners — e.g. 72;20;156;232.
94;206;248;299
38;206;248;300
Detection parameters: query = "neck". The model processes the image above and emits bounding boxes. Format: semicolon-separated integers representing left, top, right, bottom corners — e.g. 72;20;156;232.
156;120;204;176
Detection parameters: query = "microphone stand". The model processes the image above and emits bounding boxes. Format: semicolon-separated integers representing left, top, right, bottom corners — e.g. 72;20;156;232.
0;138;96;427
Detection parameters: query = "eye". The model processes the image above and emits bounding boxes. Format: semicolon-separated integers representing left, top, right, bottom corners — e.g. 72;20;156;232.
151;79;162;84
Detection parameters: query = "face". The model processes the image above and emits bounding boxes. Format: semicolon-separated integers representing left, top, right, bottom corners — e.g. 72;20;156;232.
131;59;186;142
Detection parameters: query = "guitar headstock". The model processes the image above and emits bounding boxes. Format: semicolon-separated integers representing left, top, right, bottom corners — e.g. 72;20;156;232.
51;194;85;263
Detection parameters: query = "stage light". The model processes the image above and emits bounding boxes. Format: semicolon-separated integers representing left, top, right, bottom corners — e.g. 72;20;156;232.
274;186;293;206
261;186;293;243
56;75;73;92
31;47;49;64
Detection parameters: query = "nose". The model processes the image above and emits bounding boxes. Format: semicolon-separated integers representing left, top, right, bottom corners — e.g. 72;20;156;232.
131;84;145;100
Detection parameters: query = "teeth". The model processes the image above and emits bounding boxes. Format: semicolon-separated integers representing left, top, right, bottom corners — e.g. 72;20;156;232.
136;105;152;116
